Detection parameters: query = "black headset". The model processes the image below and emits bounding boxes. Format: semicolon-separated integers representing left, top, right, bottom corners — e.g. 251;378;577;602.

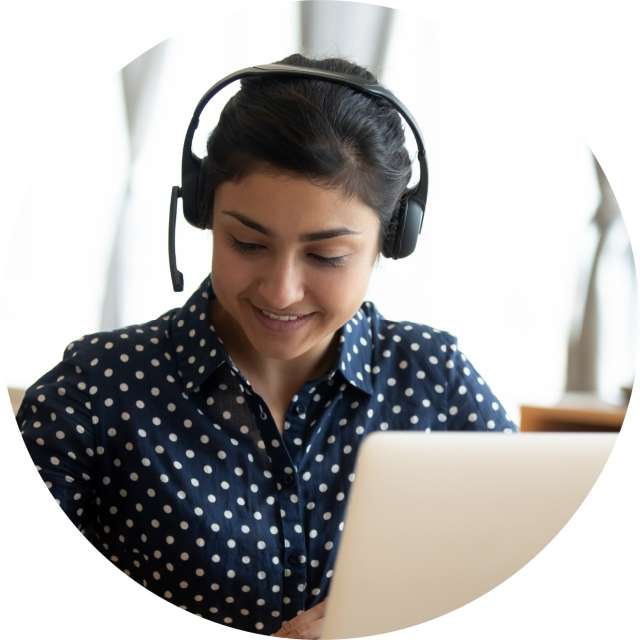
169;63;429;292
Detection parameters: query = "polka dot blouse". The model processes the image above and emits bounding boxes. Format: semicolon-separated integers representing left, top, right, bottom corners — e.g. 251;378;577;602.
16;272;517;635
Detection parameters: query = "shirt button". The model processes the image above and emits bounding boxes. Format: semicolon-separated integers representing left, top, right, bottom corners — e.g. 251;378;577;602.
287;553;299;565
282;476;294;487
295;405;303;415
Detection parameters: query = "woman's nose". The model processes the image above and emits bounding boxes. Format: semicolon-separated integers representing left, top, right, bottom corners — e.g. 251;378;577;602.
257;256;305;310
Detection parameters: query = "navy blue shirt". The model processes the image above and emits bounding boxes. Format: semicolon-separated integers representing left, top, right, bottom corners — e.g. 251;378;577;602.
16;273;517;634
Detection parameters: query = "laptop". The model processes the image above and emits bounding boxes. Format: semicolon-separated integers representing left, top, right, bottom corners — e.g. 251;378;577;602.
321;431;617;639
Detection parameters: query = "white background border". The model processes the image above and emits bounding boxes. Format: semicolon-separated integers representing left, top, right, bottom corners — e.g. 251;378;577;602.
1;1;638;638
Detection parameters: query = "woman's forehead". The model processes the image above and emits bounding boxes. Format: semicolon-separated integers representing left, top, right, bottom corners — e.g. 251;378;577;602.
215;171;380;233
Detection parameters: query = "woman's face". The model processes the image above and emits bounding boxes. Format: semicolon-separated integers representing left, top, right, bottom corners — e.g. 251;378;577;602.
210;170;380;365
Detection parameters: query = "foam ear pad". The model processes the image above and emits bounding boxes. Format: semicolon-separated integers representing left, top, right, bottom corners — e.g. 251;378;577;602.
383;194;408;259
196;161;211;229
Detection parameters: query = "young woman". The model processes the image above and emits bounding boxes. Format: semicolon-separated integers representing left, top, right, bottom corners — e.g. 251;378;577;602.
16;53;517;639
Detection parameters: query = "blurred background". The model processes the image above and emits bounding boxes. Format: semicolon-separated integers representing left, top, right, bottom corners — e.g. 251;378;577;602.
3;0;637;431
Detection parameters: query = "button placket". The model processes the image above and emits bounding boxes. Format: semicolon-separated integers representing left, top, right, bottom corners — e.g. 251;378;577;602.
277;469;308;616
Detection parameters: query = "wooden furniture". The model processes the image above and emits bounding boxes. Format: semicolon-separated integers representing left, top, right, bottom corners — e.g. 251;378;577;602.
7;387;25;417
519;393;627;432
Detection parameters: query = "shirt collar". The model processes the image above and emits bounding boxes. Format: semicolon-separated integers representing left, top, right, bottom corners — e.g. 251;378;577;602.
333;306;375;395
170;273;374;396
170;274;228;393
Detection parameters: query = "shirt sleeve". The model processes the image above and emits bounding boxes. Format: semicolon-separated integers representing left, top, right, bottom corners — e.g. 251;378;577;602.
443;335;518;432
15;339;99;536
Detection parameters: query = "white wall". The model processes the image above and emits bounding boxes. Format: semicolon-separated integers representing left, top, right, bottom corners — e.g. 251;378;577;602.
1;71;130;386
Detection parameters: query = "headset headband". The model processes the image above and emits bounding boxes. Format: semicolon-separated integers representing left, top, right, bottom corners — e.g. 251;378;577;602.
169;63;429;292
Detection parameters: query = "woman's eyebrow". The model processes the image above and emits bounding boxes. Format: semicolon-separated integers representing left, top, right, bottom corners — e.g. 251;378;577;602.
221;210;362;241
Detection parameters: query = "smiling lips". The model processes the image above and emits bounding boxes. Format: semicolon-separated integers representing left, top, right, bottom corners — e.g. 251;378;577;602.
259;308;312;322
251;303;316;330
252;302;315;321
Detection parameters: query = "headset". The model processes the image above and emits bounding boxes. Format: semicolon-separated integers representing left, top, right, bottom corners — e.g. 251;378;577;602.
168;63;429;292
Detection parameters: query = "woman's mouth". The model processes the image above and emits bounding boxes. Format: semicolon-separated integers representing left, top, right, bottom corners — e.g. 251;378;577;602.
259;308;309;321
251;304;316;332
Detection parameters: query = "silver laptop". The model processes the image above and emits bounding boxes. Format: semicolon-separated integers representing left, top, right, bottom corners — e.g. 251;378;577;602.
321;431;617;639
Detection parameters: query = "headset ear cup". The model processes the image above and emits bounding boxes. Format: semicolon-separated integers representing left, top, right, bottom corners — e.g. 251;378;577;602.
396;196;424;258
196;160;211;229
382;194;424;259
182;154;204;228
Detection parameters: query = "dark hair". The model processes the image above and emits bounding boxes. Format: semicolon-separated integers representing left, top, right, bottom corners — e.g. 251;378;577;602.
201;53;413;254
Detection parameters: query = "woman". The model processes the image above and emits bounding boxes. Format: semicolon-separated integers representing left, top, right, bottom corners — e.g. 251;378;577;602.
16;53;517;638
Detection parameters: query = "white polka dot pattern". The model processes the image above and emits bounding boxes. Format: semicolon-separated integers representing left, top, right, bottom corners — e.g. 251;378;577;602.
15;273;517;634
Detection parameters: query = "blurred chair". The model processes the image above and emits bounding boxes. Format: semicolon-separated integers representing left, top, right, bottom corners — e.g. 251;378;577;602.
520;392;626;432
7;387;25;416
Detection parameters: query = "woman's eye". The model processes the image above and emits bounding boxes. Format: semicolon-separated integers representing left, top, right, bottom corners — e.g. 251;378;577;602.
231;236;347;267
231;238;265;253
310;254;348;268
